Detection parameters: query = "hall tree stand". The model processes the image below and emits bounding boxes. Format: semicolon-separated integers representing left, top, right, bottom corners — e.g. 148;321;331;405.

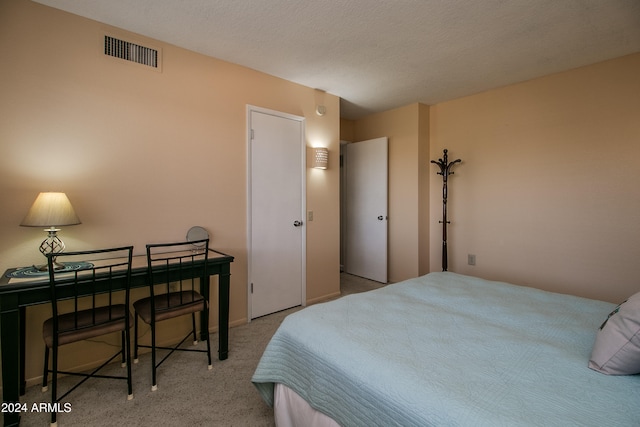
431;149;461;271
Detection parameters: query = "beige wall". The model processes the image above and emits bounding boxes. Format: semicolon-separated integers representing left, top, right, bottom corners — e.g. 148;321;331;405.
339;119;355;143
0;0;340;385
349;103;430;283
429;53;640;303
345;54;639;304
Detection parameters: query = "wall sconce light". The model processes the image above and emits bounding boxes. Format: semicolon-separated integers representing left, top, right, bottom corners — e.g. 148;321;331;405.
20;192;81;270
312;147;329;169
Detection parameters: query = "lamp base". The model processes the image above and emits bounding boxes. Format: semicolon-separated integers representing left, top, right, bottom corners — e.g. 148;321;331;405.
38;227;66;271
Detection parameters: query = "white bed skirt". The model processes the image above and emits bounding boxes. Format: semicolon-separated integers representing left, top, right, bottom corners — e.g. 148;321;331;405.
274;383;340;427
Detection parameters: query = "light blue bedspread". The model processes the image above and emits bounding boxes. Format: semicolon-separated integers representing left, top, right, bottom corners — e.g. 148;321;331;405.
252;272;640;426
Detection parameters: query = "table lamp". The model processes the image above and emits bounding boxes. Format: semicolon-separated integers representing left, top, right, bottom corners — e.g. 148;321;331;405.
20;192;81;270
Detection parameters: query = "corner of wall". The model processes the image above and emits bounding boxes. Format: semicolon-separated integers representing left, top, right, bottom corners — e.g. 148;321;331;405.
418;104;431;275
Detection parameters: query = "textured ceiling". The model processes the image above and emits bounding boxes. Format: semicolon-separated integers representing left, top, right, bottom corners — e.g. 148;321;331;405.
33;0;640;119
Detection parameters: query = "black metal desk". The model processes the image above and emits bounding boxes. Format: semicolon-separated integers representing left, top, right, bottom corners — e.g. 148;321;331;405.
0;249;233;427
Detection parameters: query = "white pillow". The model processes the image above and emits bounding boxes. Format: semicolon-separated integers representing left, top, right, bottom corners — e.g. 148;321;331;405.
589;291;640;375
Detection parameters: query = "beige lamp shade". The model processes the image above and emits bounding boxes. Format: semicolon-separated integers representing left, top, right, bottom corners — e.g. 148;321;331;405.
21;192;81;227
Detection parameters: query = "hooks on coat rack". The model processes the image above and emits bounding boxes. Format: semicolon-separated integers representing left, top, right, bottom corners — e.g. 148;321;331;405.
431;149;461;271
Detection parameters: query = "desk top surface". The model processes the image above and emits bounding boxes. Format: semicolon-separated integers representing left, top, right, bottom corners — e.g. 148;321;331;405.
0;249;233;291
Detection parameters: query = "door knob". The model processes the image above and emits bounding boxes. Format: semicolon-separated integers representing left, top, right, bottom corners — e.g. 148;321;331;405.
378;216;384;220
293;220;303;227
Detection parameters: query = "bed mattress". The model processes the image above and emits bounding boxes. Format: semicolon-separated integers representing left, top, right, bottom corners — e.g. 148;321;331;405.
253;272;640;426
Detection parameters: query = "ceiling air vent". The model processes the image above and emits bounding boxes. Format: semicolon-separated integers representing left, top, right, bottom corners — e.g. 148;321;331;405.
104;35;158;69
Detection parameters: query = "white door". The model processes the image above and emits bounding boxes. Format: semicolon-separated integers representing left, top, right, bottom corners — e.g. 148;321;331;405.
248;107;305;319
344;137;388;283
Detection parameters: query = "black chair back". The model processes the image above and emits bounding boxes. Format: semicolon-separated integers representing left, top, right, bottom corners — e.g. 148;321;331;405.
145;239;209;315
47;246;134;336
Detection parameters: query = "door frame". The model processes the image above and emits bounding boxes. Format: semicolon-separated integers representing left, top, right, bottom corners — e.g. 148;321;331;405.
246;105;306;321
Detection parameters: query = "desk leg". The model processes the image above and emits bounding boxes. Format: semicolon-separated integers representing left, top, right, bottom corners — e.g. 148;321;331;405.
200;275;210;344
218;269;230;360
19;307;26;396
1;294;22;426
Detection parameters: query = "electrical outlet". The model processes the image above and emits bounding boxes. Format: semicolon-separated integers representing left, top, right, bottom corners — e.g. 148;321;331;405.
308;211;314;221
468;254;476;266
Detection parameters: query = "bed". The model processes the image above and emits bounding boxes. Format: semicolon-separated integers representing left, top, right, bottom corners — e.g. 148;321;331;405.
252;272;640;426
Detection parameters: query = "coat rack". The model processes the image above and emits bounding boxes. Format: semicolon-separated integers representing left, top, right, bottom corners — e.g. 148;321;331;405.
431;149;461;271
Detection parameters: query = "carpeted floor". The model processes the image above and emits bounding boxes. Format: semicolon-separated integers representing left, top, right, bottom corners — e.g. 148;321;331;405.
11;273;385;426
